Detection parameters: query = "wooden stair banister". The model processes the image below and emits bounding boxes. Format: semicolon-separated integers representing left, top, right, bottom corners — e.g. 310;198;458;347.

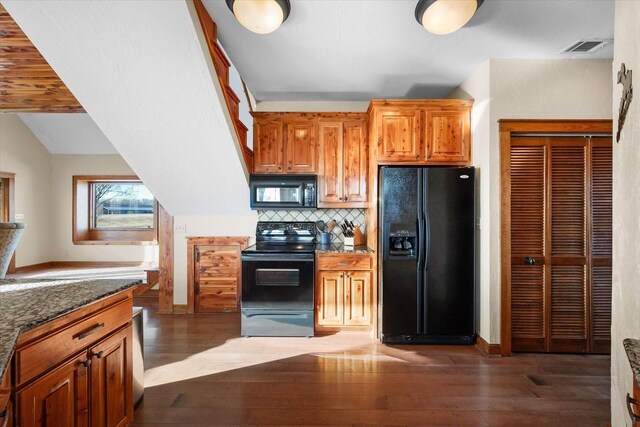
193;0;253;173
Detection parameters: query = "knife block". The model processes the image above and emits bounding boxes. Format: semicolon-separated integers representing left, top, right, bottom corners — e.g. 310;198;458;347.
344;227;365;247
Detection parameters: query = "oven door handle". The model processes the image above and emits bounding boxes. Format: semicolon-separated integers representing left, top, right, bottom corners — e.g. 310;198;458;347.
244;312;309;319
241;255;314;262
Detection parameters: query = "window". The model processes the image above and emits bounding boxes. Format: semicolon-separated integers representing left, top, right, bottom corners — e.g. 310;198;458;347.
73;176;157;245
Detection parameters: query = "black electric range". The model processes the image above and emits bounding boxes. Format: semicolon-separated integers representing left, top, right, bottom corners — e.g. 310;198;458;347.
240;222;316;337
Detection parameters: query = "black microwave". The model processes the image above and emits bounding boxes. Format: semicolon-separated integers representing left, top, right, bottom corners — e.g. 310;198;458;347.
249;174;317;210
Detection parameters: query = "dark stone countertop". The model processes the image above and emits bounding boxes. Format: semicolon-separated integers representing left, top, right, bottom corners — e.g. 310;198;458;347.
624;338;640;388
315;244;375;254
0;278;140;382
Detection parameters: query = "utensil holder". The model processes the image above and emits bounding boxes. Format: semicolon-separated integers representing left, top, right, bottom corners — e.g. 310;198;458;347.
319;232;331;245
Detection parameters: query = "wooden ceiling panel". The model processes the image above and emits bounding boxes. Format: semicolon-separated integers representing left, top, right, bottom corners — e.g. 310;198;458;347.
0;5;84;112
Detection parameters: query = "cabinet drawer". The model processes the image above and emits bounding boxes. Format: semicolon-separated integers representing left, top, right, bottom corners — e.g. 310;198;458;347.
317;254;372;271
15;298;131;387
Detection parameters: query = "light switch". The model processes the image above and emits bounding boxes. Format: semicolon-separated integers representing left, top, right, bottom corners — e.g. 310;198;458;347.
14;213;25;222
174;223;186;233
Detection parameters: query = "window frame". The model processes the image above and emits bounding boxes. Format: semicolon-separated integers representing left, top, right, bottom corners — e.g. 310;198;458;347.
73;175;158;245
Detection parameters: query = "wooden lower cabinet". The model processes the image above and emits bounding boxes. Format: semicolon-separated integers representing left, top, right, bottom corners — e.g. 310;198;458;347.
17;353;90;427
187;237;250;313
90;326;133;427
11;291;134;427
315;254;374;332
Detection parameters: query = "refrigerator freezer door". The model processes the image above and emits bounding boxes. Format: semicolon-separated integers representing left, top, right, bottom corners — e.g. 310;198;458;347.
380;167;421;338
423;167;475;338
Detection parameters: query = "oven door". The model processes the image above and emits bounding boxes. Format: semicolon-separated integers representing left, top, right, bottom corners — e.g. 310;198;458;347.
241;254;314;310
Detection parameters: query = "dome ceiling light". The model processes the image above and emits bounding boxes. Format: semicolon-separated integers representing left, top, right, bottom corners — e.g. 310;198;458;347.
415;0;484;35
225;0;291;34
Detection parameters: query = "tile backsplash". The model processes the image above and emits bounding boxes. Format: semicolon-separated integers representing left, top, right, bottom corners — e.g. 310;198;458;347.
257;209;366;242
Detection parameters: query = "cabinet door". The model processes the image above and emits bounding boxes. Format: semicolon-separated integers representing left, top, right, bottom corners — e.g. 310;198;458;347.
377;110;421;162
90;326;132;427
316;271;344;326
17;353;90;427
286;121;316;173
195;245;240;312
318;121;344;204
254;121;284;173
344;271;372;326
343;122;368;204
425;110;470;163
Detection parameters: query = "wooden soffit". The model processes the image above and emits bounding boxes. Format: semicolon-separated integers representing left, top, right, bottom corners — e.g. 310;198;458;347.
0;5;84;112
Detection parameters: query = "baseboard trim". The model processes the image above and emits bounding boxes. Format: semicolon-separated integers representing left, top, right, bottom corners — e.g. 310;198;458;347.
14;261;55;273
173;304;188;314
475;334;502;357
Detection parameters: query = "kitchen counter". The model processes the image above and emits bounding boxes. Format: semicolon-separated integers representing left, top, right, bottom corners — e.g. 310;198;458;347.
624;338;640;388
315;243;375;254
0;277;140;382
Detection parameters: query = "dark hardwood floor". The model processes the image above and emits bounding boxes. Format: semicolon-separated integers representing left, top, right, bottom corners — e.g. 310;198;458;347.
133;296;610;426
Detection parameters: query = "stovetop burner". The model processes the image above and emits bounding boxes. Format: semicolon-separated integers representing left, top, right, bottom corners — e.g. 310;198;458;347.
243;221;317;255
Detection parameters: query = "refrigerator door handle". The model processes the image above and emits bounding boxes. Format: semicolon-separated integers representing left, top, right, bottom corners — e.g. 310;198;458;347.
417;213;424;268
424;212;431;271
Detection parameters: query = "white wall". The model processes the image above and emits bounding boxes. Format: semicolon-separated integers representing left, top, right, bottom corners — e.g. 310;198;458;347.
451;59;613;344
0;114;52;267
49;155;158;263
449;60;492;341
255;101;369;112
611;1;640;425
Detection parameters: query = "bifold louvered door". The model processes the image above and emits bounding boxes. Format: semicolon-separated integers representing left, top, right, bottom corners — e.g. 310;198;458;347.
509;136;612;354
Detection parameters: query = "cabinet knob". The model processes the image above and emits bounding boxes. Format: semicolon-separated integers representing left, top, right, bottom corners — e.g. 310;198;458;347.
277;166;282;170
339;274;343;278
344;196;348;201
415;154;420;159
81;359;92;367
427;154;432;159
93;351;104;359
524;257;536;265
288;166;292;170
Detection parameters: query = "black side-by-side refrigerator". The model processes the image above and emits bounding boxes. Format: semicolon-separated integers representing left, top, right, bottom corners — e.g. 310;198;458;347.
379;166;476;344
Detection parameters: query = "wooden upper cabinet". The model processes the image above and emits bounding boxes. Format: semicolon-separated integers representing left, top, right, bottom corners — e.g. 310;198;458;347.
286;121;316;173
254;121;284;173
343;122;367;203
370;100;473;165
318;120;367;208
318;122;343;204
377;109;421;162
253;115;317;174
425;110;470;163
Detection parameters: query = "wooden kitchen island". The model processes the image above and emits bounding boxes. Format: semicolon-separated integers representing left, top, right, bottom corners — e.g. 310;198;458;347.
0;277;139;427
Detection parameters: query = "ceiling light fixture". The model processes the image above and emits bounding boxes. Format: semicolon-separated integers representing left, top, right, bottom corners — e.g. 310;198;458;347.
226;0;290;35
415;0;484;35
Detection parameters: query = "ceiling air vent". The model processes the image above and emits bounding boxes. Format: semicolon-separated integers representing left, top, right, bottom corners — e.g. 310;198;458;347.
561;39;609;54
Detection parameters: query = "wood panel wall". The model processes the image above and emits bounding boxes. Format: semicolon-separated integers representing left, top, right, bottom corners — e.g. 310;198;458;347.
0;5;83;112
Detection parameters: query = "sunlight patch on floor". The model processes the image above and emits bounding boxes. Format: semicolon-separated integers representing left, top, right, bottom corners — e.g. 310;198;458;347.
143;333;408;388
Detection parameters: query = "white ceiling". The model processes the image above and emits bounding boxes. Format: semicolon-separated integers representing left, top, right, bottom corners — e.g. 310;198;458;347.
18;113;116;154
203;0;615;101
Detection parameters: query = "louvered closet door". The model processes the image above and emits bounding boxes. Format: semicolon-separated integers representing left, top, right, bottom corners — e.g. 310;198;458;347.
549;138;588;353
510;138;548;352
509;135;612;354
590;140;612;353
